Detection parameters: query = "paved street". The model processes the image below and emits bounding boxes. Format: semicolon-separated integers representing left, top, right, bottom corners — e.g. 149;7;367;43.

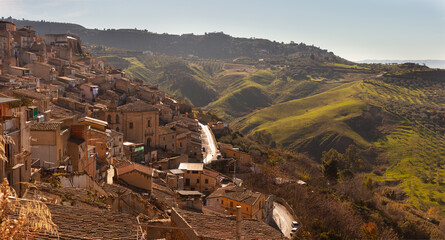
273;202;295;238
199;122;219;164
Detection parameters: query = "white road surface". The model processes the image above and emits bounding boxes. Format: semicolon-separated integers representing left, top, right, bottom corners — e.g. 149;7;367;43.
199;122;218;164
273;202;295;238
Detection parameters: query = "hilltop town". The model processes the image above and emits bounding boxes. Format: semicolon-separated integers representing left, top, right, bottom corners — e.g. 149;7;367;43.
0;21;294;239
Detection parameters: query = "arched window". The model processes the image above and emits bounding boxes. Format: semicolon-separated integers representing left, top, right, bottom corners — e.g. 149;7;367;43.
115;115;119;124
107;115;111;123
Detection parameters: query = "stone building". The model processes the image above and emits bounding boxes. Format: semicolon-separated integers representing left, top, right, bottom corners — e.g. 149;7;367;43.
105;101;159;150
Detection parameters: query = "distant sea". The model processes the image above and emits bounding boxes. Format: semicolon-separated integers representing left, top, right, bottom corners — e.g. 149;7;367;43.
356;60;445;69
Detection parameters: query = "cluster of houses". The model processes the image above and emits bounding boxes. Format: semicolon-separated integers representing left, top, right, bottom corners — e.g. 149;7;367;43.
0;20;285;239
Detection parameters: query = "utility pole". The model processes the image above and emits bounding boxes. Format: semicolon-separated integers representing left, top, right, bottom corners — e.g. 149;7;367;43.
236;205;242;240
233;159;236;183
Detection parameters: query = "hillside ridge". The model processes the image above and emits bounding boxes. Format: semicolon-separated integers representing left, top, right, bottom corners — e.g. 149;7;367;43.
10;18;347;62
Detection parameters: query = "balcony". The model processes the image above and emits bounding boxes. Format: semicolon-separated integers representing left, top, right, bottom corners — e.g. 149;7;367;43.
0;116;19;134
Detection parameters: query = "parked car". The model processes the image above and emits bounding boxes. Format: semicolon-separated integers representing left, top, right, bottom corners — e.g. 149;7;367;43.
220;177;229;184
292;221;299;228
290;228;297;236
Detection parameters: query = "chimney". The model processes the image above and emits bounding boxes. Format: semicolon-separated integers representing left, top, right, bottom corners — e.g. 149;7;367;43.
236;205;242;240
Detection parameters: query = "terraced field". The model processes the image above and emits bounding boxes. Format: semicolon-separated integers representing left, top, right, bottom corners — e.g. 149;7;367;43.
360;79;445;212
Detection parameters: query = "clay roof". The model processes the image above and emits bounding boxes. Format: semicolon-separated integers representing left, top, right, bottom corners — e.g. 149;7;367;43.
173;208;283;240
158;125;177;135
30;122;62;131
176;190;203;197
169;169;184;175
37;203;139;239
207;185;262;206
153;104;171;111
13;88;50;100
178;163;203;171
203;169;219;178
116;101;158;112
79;116;108;127
116;163;153;177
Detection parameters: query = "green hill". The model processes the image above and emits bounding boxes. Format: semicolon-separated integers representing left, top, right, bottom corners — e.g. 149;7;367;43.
233;81;372;156
234;69;445;213
89;44;445;214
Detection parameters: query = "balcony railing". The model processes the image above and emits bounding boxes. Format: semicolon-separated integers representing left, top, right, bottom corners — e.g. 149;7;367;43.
0;116;19;133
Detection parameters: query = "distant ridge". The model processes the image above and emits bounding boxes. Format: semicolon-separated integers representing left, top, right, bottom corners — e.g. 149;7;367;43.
356;59;445;69
7;18;347;62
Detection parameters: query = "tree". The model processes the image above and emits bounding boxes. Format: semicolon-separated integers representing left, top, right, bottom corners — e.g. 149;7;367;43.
363;176;374;191
344;144;360;170
321;149;343;180
0;135;58;239
361;222;378;239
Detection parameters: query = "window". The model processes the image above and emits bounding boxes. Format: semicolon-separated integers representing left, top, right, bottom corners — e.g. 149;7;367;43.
107;115;111;123
180;142;183;147
147;119;151;127
205;178;209;184
116;127;120;132
5;144;11;161
129;122;133;129
185;178;190;186
163;137;165;141
192;171;198;174
196;178;200;183
25;159;28;170
172;135;174;139
116;115;119;124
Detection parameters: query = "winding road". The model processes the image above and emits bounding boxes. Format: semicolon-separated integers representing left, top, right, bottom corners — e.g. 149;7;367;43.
273;202;295;238
199;122;219;164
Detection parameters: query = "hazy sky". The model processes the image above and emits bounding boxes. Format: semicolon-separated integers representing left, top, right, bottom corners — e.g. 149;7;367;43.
1;0;445;61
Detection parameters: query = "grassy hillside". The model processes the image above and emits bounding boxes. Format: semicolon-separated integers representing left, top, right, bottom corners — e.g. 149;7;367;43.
89;45;445;214
89;46;348;114
233;81;372;155
360;77;445;213
234;70;445;213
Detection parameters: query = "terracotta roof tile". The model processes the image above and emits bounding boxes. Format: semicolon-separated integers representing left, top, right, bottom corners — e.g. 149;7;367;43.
13;89;50;100
30;122;62;131
207;185;262;205
116;163;153;176
116;101;158;112
174;208;283;240
37;203;139;239
178;163;203;171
